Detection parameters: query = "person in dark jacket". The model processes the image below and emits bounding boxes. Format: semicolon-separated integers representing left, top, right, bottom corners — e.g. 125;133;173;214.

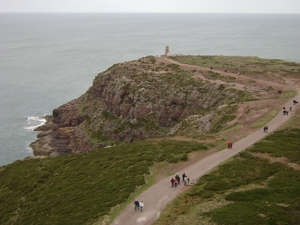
134;200;140;210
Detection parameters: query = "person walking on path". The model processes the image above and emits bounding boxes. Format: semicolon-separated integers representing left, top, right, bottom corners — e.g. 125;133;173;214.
227;142;232;149
175;174;180;185
171;178;175;187
174;178;178;187
182;173;187;185
139;201;144;212
134;200;139;211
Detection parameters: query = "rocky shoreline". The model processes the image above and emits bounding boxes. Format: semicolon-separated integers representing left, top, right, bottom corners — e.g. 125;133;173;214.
30;100;92;156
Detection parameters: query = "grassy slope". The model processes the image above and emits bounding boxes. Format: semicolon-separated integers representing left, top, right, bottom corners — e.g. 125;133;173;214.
170;55;300;78
0;140;208;225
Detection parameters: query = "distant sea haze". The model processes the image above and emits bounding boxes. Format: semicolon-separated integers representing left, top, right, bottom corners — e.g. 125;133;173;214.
0;13;299;166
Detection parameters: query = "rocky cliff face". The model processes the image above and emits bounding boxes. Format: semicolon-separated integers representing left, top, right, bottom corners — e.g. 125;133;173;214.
31;56;249;156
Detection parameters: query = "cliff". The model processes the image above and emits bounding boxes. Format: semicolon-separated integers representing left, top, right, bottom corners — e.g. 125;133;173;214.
30;56;250;156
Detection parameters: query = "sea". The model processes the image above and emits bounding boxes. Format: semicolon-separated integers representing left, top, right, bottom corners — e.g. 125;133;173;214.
1;13;300;167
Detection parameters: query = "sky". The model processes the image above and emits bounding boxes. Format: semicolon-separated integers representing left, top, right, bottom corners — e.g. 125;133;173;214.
1;0;300;13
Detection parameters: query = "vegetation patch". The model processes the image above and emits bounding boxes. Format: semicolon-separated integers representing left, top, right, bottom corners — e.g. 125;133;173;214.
170;55;300;79
0;140;208;225
209;105;238;133
249;128;300;163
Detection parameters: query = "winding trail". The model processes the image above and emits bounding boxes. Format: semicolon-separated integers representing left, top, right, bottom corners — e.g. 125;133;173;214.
112;59;300;225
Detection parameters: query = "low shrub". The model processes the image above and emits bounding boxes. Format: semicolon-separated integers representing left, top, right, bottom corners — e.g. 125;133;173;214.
0;140;208;225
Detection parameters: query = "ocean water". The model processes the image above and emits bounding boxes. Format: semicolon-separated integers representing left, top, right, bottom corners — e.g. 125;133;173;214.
0;13;300;167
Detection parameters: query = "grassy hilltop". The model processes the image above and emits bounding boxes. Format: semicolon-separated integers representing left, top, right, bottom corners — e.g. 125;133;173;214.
1;55;300;225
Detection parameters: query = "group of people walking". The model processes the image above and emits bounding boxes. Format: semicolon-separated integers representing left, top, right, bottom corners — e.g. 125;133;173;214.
134;200;144;212
282;107;290;115
282;98;298;115
265;99;299;132
171;173;190;187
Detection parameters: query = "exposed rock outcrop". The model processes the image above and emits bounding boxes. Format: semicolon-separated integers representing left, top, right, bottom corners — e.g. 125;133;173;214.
31;56;250;156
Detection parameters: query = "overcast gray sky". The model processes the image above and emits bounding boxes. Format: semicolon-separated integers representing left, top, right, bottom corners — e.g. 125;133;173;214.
1;0;300;13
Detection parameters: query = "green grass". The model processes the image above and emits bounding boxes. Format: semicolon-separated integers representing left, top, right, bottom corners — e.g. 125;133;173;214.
169;55;300;79
249;128;300;163
209;104;238;133
0;140;208;225
154;109;300;225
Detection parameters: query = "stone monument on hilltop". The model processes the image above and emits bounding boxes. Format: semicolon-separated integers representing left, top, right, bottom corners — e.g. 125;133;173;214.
165;46;169;57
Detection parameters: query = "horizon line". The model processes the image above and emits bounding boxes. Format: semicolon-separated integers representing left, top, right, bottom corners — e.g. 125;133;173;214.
1;12;299;14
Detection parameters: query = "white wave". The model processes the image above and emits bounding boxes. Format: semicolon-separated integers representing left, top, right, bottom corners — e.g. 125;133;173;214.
23;116;47;130
23;143;34;153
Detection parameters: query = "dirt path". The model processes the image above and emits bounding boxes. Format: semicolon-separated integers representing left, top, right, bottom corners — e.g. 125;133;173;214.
112;59;300;225
161;57;291;94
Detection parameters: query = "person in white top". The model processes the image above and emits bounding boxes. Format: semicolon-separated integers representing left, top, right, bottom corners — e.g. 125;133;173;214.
139;201;144;212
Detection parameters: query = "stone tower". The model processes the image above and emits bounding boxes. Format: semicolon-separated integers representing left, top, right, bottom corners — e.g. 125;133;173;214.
165;46;169;57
